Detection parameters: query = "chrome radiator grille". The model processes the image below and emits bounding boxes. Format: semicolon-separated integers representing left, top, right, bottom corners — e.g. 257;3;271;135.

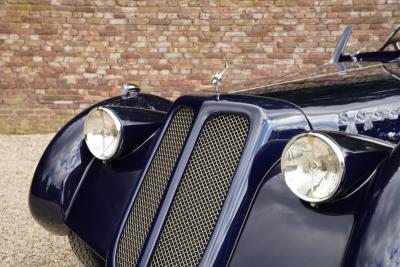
150;113;249;267
116;107;194;267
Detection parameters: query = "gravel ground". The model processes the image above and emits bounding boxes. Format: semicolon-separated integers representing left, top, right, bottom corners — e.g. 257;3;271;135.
0;134;83;266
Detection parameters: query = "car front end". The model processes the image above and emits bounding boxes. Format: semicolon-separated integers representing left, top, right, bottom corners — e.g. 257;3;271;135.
29;27;400;267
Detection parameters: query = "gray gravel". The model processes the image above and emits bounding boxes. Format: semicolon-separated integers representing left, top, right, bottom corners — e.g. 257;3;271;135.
0;134;83;266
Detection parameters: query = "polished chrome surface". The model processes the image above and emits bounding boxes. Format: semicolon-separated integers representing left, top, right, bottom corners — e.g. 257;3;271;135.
212;61;229;101
116;107;194;267
150;113;249;267
84;106;123;160
121;83;141;98
281;132;345;203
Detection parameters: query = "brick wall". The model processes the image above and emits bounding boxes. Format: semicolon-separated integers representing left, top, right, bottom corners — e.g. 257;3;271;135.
0;0;399;133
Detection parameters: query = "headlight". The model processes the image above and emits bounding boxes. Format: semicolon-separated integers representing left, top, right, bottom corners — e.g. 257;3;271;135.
84;107;122;160
281;132;345;203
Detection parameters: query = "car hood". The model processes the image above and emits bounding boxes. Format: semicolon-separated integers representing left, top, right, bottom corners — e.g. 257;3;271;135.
225;62;400;144
228;62;400;95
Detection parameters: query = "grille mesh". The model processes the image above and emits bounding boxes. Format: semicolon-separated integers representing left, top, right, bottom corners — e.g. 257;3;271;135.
150;113;249;267
116;107;194;267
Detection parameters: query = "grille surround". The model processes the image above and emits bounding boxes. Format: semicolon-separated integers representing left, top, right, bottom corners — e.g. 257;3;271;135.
150;113;250;267
116;107;194;267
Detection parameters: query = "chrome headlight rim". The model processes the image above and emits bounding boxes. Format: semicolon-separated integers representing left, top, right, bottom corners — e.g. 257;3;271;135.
281;131;346;203
84;106;123;160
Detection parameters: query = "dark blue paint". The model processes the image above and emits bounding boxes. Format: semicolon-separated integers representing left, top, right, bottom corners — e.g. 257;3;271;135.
106;94;311;266
29;94;171;235
229;163;359;267
320;131;391;200
339;50;400;62
228;131;392;267
343;145;400;267
258;65;400;144
30;61;400;267
29;99;105;235
104;106;166;159
65;134;159;259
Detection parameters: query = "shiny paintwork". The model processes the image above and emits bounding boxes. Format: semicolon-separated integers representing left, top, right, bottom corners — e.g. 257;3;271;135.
230;163;359;267
231;129;393;266
66;136;159;258
240;63;400;144
105;106;165;159
29;94;171;236
339;50;400;62
343;146;400;267
226;62;400;266
317;131;392;200
29;60;400;266
107;95;310;266
229;134;391;267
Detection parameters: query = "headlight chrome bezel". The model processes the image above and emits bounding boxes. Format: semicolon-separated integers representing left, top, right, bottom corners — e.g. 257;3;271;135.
281;132;346;204
84;106;123;160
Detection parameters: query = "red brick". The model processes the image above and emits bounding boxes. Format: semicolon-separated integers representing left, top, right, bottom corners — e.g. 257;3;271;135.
0;1;398;133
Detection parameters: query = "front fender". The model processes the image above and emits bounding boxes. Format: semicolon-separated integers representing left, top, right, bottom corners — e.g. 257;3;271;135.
229;132;392;267
229;162;358;267
344;145;400;266
29;94;171;235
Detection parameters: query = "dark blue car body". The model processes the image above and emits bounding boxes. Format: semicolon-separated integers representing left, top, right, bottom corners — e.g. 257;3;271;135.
29;59;400;266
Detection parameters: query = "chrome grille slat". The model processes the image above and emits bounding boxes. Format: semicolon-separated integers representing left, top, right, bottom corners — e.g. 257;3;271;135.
116;107;194;267
150;113;249;267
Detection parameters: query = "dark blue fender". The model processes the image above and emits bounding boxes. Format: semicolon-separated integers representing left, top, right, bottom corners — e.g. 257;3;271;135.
65;137;160;258
229;162;362;267
343;144;400;267
229;135;391;267
29;94;171;235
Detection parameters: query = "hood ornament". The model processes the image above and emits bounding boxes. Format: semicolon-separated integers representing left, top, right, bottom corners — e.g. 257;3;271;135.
212;61;229;101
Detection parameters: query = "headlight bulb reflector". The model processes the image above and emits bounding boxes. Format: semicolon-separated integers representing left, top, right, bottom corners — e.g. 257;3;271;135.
281;132;345;203
84;107;122;160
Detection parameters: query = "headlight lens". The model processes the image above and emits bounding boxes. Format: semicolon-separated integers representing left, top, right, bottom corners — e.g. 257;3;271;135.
84;107;122;160
281;132;345;203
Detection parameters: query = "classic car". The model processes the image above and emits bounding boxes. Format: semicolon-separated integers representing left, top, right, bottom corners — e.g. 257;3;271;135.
29;25;400;267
